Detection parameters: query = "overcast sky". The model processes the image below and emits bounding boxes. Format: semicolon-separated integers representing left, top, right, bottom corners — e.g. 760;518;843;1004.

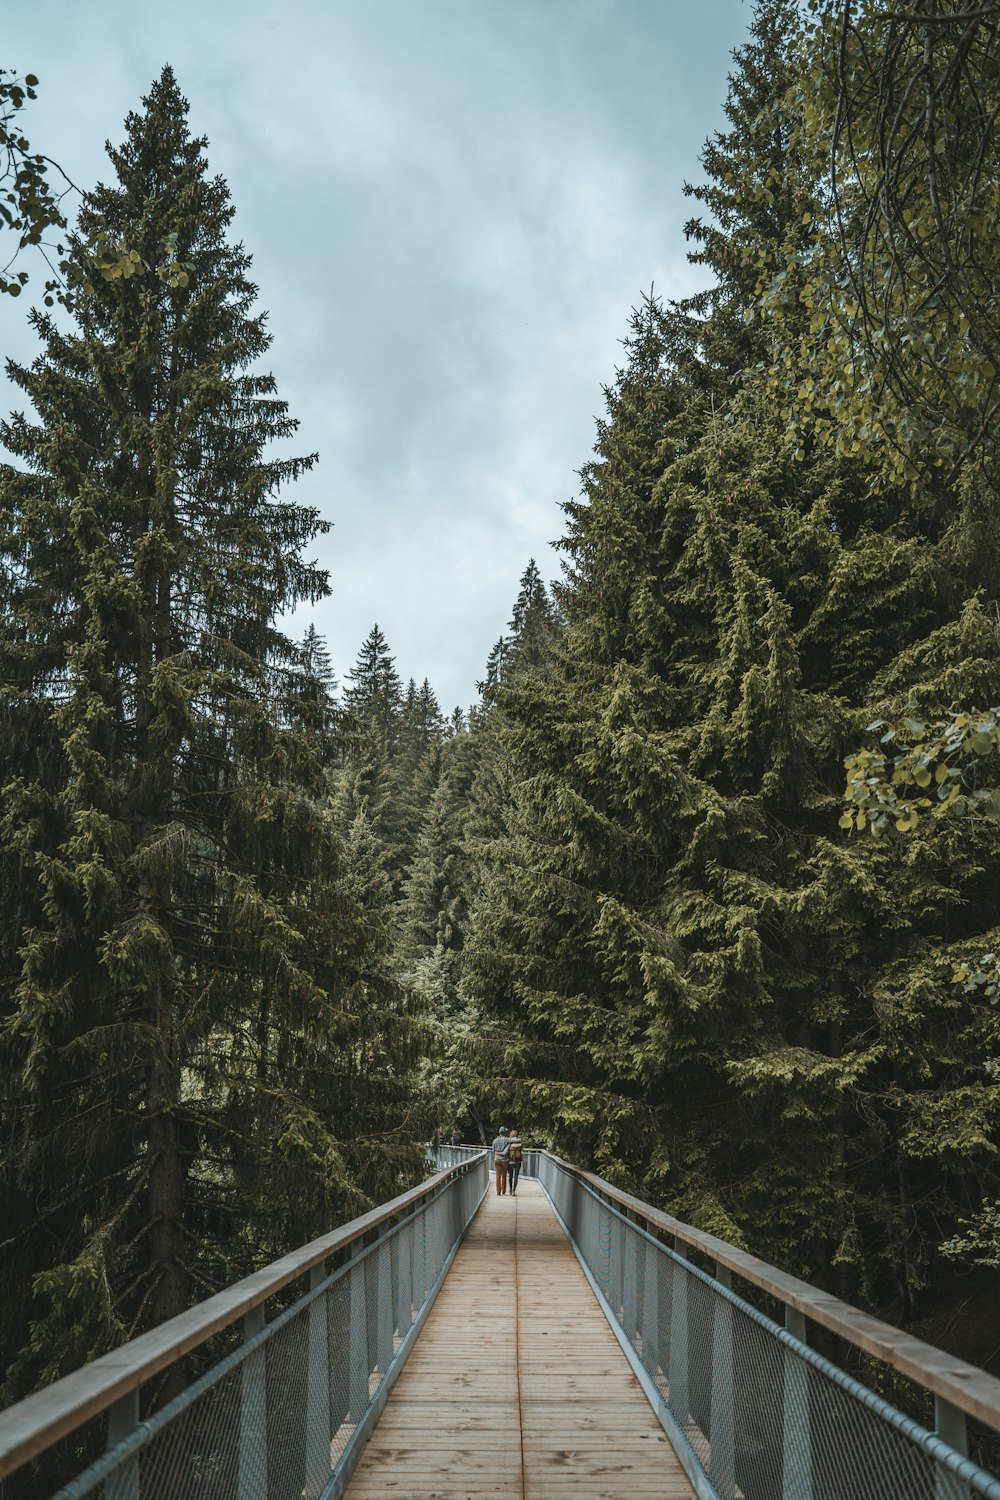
3;0;752;711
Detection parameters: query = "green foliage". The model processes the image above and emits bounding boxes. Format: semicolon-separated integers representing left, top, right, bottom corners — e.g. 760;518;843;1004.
459;0;1000;1327
0;70;190;308
753;2;1000;489
941;1189;1000;1269
842;708;1000;836
0;69;427;1411
0;69;67;298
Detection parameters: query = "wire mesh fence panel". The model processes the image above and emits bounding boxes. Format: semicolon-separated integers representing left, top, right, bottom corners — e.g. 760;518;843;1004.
44;1156;488;1500
20;1150;1000;1500
263;1308;309;1500
138;1360;243;1500
536;1155;1000;1500
685;1264;716;1472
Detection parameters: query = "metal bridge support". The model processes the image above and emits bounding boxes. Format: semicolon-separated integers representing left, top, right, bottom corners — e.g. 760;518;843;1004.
328;1262;351;1440
304;1263;331;1500
711;1262;736;1500
782;1305;813;1500
349;1252;369;1420
623;1212;639;1344
934;1396;969;1500
668;1238;690;1427
105;1390;139;1500
389;1227;402;1343
374;1242;394;1373
238;1305;267;1500
641;1239;660;1386
397;1219;413;1338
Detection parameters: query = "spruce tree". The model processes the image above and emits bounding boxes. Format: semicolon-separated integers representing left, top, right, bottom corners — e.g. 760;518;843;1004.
464;0;1000;1325
0;70;424;1401
391;677;446;879
337;624;402;847
337;631;447;889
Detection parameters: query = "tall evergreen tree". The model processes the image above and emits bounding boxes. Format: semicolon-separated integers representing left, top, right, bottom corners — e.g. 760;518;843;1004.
0;70;425;1403
479;560;558;702
337;632;447;889
336;625;402;849
391;677;446;877
343;624;403;737
464;0;1000;1328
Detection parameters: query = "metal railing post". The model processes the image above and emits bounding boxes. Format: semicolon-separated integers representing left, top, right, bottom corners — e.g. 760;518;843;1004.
363;1241;379;1401
238;1305;267;1500
105;1390;139;1500
611;1209;625;1322
623;1212;639;1345
304;1262;331;1499
935;1395;968;1456
390;1222;401;1344
348;1248;369;1421
935;1396;969;1500
397;1217;413;1340
419;1190;429;1305
669;1238;690;1427
375;1241;394;1373
328;1254;351;1441
641;1238;661;1387
597;1200;613;1305
783;1304;813;1500
711;1262;736;1500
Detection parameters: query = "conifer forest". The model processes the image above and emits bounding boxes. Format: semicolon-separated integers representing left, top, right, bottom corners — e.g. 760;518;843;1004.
2;0;1000;1457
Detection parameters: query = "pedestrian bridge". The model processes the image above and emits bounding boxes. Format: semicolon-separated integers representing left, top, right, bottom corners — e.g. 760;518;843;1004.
2;1149;999;1500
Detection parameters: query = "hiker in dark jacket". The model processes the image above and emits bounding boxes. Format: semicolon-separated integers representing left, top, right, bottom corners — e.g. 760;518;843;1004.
507;1128;524;1195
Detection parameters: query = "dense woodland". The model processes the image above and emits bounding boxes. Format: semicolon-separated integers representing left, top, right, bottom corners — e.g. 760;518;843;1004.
2;0;1000;1435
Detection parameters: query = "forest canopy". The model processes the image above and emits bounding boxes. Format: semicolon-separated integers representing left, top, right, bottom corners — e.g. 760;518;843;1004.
2;0;1000;1451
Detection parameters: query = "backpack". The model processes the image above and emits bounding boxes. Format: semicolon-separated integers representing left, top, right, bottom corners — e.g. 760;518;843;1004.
509;1141;523;1163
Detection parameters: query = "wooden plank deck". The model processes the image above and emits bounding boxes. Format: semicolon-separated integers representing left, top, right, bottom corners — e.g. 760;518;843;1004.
343;1177;696;1500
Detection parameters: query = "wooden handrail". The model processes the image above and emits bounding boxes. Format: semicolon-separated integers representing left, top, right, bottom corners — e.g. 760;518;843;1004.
539;1149;1000;1434
0;1153;486;1480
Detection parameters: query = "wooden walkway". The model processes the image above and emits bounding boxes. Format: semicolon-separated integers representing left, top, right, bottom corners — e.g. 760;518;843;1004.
343;1178;696;1500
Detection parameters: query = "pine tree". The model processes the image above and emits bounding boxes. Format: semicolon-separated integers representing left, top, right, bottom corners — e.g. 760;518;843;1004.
463;0;1000;1323
0;70;425;1402
398;730;478;964
343;624;403;737
391;677;446;879
336;626;402;850
337;632;447;889
478;561;558;703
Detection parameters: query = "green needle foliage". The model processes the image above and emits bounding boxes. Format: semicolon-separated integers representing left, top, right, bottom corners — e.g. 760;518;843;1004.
755;1;1000;490
0;69;424;1407
3;0;1000;1423
461;0;1000;1319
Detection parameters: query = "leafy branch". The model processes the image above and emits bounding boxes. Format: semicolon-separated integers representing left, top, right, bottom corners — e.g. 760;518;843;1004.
841;708;1000;1004
1;69;190;305
841;707;1000;834
0;69;75;299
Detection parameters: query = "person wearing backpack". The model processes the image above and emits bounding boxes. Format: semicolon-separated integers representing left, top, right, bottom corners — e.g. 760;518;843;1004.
491;1126;510;1195
507;1128;524;1195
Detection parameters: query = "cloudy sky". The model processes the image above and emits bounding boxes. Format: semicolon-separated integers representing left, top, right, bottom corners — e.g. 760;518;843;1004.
3;0;752;711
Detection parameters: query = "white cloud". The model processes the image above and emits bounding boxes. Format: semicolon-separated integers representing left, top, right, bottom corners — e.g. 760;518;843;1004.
2;0;751;708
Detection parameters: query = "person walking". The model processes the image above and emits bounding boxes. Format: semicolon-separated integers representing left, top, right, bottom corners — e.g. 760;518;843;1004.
507;1127;523;1195
491;1126;510;1195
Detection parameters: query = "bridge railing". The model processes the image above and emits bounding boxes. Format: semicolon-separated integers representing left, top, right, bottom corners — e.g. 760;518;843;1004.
0;1151;488;1500
430;1145;1000;1499
522;1148;1000;1500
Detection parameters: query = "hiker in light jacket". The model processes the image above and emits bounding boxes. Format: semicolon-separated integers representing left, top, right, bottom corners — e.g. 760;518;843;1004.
491;1126;510;1195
